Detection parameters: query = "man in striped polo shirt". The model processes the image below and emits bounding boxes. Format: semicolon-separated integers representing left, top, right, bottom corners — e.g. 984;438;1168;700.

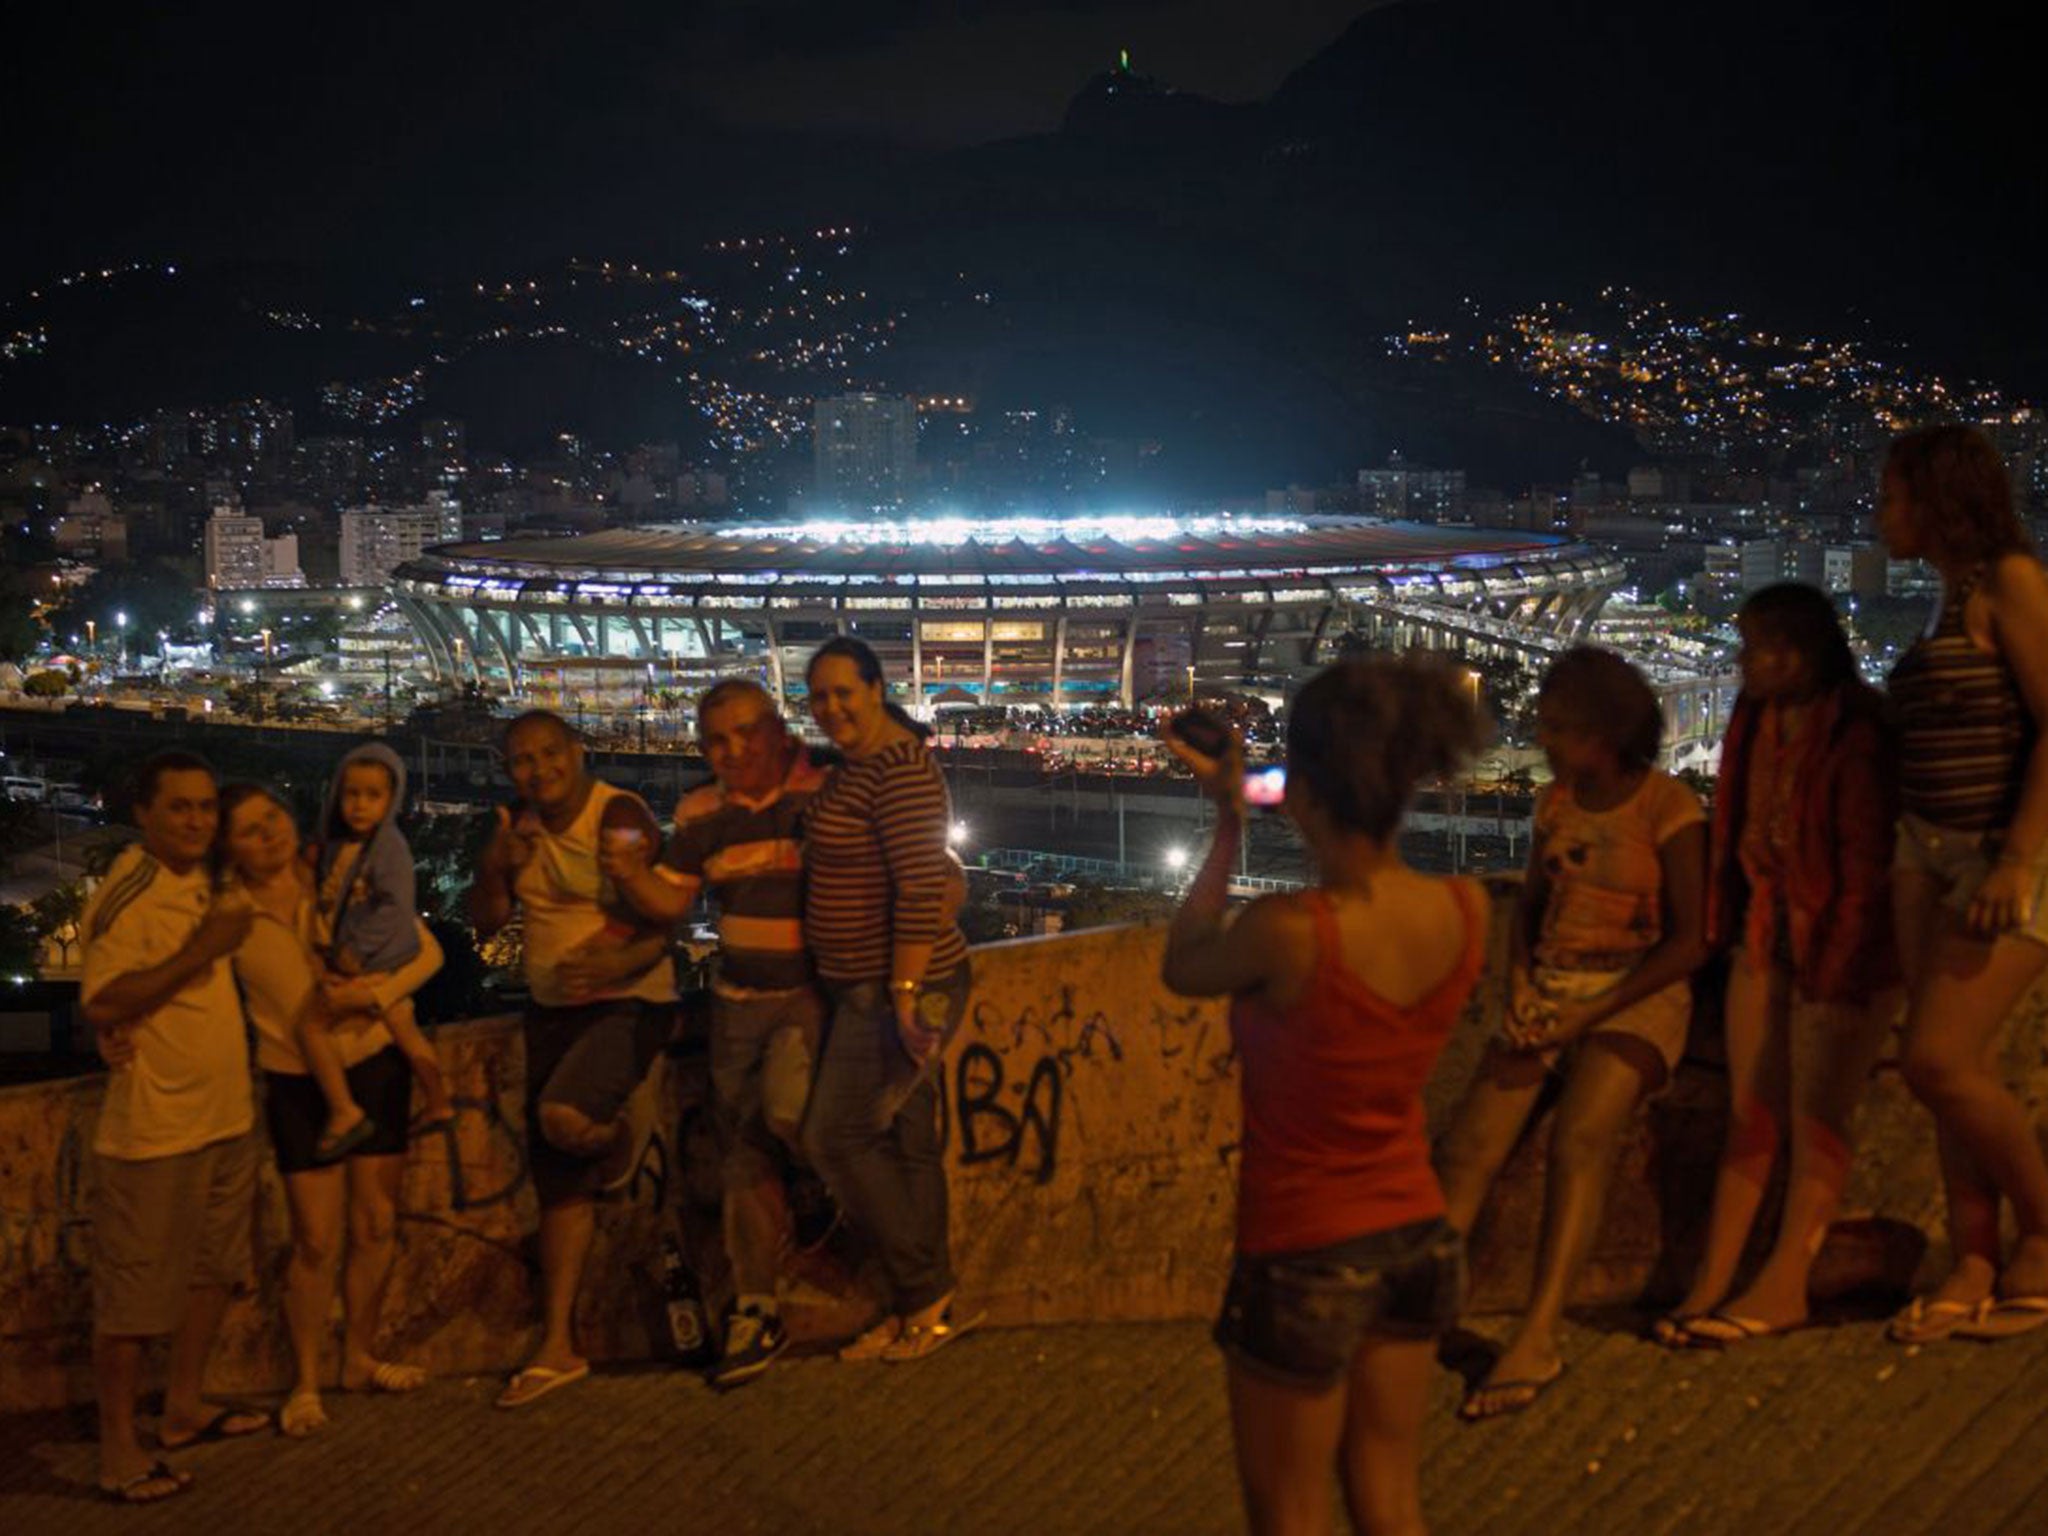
604;678;827;1387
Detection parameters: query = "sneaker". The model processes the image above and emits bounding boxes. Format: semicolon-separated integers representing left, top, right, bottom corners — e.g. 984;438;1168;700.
595;1071;659;1192
709;1309;788;1389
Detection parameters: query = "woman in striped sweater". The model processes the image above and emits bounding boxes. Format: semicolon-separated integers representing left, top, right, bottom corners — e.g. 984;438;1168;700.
800;637;977;1362
1880;424;2048;1342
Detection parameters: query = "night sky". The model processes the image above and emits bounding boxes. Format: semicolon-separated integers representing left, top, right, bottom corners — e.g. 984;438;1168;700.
5;0;2043;389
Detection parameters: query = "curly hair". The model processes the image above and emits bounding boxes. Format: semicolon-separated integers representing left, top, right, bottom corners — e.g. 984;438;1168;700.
1286;653;1487;839
1885;424;2027;567
1537;647;1663;770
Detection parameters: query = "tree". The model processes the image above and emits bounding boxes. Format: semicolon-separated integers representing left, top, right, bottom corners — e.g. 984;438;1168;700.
29;882;86;971
46;561;202;654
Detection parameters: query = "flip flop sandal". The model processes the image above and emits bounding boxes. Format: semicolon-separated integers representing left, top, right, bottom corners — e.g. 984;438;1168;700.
1681;1311;1809;1346
313;1116;378;1164
880;1308;985;1363
1650;1313;1718;1349
1887;1297;1978;1344
99;1460;194;1504
351;1359;428;1393
1953;1296;2048;1341
1459;1361;1567;1422
159;1405;271;1450
494;1362;590;1409
838;1317;904;1362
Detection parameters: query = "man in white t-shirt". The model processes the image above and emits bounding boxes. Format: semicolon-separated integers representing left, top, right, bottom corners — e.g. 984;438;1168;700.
82;751;263;1504
468;711;677;1409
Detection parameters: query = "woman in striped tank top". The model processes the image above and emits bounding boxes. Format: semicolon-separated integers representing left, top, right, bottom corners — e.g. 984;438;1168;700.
801;638;977;1363
1880;424;2048;1343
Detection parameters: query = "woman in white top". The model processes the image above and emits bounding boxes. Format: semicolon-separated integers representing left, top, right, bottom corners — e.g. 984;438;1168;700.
219;783;444;1437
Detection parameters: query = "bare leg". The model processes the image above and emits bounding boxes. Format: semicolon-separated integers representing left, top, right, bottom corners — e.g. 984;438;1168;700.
1670;952;1789;1322
1435;1043;1549;1235
340;1154;411;1387
1338;1335;1435;1536
1725;985;1895;1325
380;998;453;1124
159;1284;234;1440
281;1166;346;1410
94;1333;159;1487
1902;924;2048;1297
533;1196;595;1374
1227;1361;1347;1536
1469;1037;1658;1411
299;1007;365;1143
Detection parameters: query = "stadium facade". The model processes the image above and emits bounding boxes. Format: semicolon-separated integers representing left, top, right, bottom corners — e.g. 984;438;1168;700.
390;516;1625;714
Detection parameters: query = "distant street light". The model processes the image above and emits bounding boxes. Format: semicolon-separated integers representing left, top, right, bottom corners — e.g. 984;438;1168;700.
948;820;969;848
1164;845;1189;872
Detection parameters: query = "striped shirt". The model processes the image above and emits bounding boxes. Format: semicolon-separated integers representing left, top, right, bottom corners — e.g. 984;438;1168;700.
663;750;827;992
802;736;969;985
1889;565;2037;831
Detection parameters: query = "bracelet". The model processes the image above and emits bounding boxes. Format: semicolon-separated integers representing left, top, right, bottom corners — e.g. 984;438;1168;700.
889;979;922;997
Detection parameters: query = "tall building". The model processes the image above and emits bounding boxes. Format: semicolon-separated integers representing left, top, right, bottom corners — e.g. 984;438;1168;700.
339;494;463;586
204;504;304;589
1357;455;1466;522
204;504;268;589
1824;544;1890;599
813;393;916;508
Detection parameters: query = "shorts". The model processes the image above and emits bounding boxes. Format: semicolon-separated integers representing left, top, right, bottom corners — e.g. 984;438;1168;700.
1214;1218;1465;1390
1526;965;1693;1077
710;985;822;1188
92;1130;259;1338
1895;811;2048;948
526;998;674;1206
265;1046;414;1175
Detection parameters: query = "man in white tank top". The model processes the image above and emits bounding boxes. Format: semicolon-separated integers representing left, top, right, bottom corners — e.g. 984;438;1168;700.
468;711;678;1408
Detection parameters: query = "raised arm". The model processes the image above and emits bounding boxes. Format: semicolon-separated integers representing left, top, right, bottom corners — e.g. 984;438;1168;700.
468;805;535;938
83;891;254;1031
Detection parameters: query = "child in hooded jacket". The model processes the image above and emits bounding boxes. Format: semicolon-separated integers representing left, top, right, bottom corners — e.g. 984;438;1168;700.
301;743;452;1161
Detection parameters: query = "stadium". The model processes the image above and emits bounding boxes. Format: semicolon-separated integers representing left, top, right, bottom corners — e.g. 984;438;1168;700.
390;516;1626;715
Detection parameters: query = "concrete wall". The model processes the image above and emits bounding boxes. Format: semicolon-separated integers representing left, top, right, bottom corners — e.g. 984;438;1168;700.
6;902;2046;1411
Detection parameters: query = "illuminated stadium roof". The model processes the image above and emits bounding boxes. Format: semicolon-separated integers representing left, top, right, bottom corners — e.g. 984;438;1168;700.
402;516;1595;588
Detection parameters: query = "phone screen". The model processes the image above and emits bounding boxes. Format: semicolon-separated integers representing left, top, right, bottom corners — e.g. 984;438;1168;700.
1243;765;1287;809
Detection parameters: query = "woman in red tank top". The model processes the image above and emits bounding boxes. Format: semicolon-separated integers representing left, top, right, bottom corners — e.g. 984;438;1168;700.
1163;656;1489;1536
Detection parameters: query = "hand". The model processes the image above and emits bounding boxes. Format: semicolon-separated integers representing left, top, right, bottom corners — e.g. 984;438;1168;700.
597;825;652;881
555;932;629;1003
894;987;945;1064
1502;967;1556;1050
484;806;540;880
1533;994;1604;1048
1158;720;1245;813
191;887;256;961
319;972;379;1015
1969;858;2038;938
96;1020;137;1069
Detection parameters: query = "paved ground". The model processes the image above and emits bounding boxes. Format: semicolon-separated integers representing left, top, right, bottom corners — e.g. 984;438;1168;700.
5;1312;2048;1534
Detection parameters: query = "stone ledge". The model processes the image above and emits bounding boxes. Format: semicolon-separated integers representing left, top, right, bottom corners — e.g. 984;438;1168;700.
6;898;2044;1410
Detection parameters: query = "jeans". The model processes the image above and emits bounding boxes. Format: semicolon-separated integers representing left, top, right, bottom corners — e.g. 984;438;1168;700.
801;964;972;1315
711;985;823;1299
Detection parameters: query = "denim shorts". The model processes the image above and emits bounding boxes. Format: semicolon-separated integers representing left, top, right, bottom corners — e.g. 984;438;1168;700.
1896;812;2048;948
1213;1218;1465;1389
